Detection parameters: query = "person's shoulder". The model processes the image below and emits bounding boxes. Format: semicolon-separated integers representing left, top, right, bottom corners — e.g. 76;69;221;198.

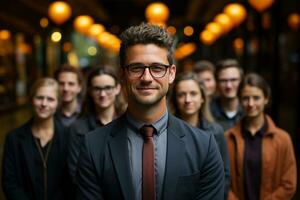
202;118;224;135
269;124;292;142
4;120;32;145
266;116;291;141
169;115;212;141
7;120;31;137
85;115;124;142
68;115;90;132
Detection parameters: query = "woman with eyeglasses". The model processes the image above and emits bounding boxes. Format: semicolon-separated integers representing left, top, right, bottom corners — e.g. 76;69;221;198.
226;73;297;200
169;71;231;199
2;78;72;200
68;65;126;180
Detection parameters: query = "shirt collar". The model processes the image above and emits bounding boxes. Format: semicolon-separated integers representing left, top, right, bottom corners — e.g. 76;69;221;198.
242;117;268;138
58;101;82;118
213;96;243;119
126;110;168;136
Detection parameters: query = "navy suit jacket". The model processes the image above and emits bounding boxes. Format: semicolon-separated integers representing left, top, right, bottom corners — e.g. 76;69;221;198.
76;114;224;200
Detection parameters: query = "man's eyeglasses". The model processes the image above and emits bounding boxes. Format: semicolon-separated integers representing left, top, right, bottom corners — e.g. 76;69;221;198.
123;63;171;78
91;85;116;94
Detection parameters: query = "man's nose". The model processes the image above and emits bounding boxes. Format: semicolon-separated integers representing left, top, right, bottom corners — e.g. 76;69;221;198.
99;90;106;96
62;84;69;90
225;81;233;87
140;68;153;81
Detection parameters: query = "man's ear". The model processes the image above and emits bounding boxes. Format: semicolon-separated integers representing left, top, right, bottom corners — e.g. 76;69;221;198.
169;65;176;84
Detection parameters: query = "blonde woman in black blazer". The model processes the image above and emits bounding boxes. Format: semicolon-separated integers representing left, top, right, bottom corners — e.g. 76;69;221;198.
2;78;72;200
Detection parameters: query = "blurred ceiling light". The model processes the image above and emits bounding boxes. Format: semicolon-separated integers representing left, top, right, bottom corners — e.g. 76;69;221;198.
214;13;233;33
97;31;112;47
248;0;274;12
174;42;197;60
167;26;176;35
74;15;94;35
224;3;247;26
40;18;49;28
200;30;216;46
63;42;72;52
288;13;300;31
98;32;121;52
51;31;62;42
109;38;121;53
262;13;271;29
145;2;169;23
19;43;31;54
183;26;194;36
233;37;244;55
48;1;72;25
0;30;11;40
88;24;105;39
205;22;223;38
67;52;79;67
88;46;97;56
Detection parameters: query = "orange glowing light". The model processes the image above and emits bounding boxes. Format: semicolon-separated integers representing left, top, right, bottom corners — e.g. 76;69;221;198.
73;15;94;35
248;0;274;12
48;1;72;25
214;13;233;33
145;2;169;23
224;3;247;26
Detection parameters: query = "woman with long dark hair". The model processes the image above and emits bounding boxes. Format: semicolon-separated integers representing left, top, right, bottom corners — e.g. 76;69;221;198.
68;65;126;180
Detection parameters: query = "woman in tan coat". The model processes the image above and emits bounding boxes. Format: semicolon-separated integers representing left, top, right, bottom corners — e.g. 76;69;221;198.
225;73;297;200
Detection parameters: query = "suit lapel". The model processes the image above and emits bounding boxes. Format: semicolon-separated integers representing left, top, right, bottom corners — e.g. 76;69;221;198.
161;115;185;200
109;117;134;200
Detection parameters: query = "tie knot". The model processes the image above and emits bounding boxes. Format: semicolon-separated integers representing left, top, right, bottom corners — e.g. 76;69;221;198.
140;125;155;138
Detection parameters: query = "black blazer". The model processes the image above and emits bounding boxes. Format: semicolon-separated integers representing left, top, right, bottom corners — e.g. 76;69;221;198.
2;119;72;200
76;114;225;200
68;113;100;180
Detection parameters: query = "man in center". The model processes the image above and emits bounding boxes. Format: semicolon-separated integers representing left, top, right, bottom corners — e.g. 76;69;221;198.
76;22;224;200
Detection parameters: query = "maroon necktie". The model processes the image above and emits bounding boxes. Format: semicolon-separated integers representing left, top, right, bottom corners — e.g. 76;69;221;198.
140;125;156;200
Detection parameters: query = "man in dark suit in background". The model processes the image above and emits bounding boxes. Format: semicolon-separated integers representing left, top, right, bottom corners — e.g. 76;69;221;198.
75;22;224;200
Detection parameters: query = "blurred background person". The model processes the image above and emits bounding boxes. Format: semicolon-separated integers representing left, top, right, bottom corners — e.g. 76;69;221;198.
68;65;126;180
226;73;297;200
55;64;83;127
192;60;217;101
169;71;230;199
2;78;72;200
211;59;244;131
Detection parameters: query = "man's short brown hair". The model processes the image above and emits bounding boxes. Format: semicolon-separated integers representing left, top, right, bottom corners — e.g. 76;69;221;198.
215;58;243;80
119;22;174;67
193;60;215;74
54;64;83;86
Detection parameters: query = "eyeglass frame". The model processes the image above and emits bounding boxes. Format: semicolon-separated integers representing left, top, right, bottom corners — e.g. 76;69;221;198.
91;85;116;94
123;63;171;78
